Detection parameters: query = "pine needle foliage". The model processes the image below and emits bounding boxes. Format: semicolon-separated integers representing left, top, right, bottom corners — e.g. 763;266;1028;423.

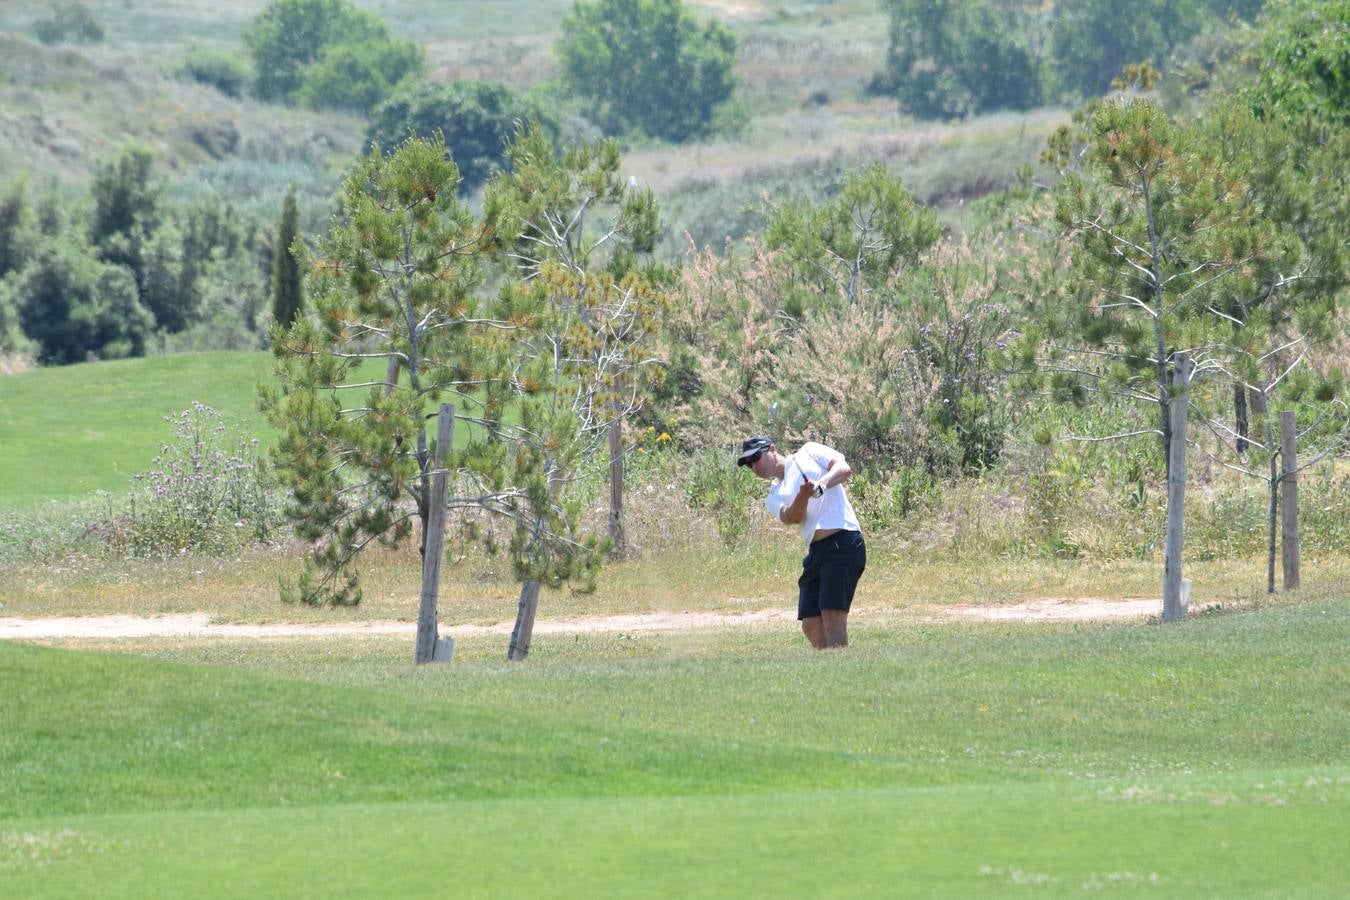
260;136;489;606
483;124;668;657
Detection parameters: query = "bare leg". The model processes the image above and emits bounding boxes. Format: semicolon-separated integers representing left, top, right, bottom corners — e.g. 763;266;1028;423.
800;616;827;649
822;609;849;648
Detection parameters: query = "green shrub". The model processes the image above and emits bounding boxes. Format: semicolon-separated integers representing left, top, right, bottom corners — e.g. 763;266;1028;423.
245;0;422;110
1300;471;1350;554
293;39;423;114
8;237;155;365
367;80;560;194
33;2;104;45
682;447;761;548
878;0;1042;119
848;465;940;535
174;48;252;98
1248;0;1350;128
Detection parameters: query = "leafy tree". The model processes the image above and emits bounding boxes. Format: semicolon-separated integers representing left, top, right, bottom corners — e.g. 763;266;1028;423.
260;137;489;609
0;186;36;358
367;80;560;194
89;144;161;258
762;163;941;319
270;187;304;329
0;181;35;281
263;135;639;663
557;0;737;142
1247;0;1350;129
88;144;164;321
1188;98;1345;450
0;285;32;360
484;124;666;658
879;0;1043;119
11;238;154;364
136;225;194;335
1049;0;1207;99
293;39;423;114
245;0;420;107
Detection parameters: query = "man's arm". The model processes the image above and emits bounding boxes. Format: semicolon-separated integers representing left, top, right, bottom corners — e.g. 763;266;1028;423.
779;478;816;525
815;455;852;492
781;453;852;525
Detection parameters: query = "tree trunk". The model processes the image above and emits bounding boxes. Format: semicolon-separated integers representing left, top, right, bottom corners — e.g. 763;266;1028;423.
415;404;454;664
1234;384;1249;454
608;415;626;560
1162;353;1193;622
1249;383;1268;444
1258;382;1277;593
507;580;542;662
1280;410;1300;591
507;460;560;662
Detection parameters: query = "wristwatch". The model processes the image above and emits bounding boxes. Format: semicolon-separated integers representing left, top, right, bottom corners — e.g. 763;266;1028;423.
812;483;825;498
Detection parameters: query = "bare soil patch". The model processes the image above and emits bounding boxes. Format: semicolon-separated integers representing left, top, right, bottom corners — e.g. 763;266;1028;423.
695;0;766;18
932;597;1166;622
0;598;1177;640
0;609;795;640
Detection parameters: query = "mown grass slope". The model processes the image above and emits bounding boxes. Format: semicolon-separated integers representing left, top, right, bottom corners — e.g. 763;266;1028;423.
0;351;274;508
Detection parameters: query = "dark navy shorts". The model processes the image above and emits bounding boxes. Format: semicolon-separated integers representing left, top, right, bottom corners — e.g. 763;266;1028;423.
797;530;866;620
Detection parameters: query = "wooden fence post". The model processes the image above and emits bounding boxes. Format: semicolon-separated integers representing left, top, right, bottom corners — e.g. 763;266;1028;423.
1162;353;1193;622
1280;410;1300;591
415;404;454;664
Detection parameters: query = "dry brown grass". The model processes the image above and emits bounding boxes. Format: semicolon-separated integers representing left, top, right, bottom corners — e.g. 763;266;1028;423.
8;476;1345;631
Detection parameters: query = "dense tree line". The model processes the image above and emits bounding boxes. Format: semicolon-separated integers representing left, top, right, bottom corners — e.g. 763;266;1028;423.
0;146;293;364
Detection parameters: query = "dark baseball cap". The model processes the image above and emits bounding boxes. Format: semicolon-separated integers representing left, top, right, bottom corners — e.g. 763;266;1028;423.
736;436;773;466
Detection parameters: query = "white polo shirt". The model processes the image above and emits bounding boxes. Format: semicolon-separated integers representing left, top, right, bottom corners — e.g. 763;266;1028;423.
763;442;861;545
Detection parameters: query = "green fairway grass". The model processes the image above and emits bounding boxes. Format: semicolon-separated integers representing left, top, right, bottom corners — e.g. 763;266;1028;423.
3;600;1347;897
0;352;474;512
0;352;275;508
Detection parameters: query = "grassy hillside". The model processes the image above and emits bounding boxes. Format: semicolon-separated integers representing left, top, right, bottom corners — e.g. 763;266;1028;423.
0;1;1056;243
2;598;1347;895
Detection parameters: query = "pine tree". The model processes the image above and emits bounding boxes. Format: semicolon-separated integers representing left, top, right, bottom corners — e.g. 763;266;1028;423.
260;135;637;663
269;187;303;329
1030;94;1267;620
484;124;667;660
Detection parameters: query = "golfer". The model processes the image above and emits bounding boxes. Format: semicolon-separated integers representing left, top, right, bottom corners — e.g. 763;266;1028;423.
737;436;866;649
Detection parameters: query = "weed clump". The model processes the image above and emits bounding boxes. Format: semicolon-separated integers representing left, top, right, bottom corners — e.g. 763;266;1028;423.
101;402;284;557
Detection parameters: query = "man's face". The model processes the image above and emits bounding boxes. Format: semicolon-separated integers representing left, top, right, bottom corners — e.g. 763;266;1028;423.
748;447;775;480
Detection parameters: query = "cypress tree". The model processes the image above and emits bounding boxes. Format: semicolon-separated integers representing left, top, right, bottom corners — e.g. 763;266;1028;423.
270;187;302;328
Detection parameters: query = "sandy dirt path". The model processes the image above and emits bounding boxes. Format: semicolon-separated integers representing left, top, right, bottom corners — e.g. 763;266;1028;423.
0;599;1168;640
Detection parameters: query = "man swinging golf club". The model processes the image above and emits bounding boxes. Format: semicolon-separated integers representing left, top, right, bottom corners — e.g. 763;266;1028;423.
737;435;866;649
